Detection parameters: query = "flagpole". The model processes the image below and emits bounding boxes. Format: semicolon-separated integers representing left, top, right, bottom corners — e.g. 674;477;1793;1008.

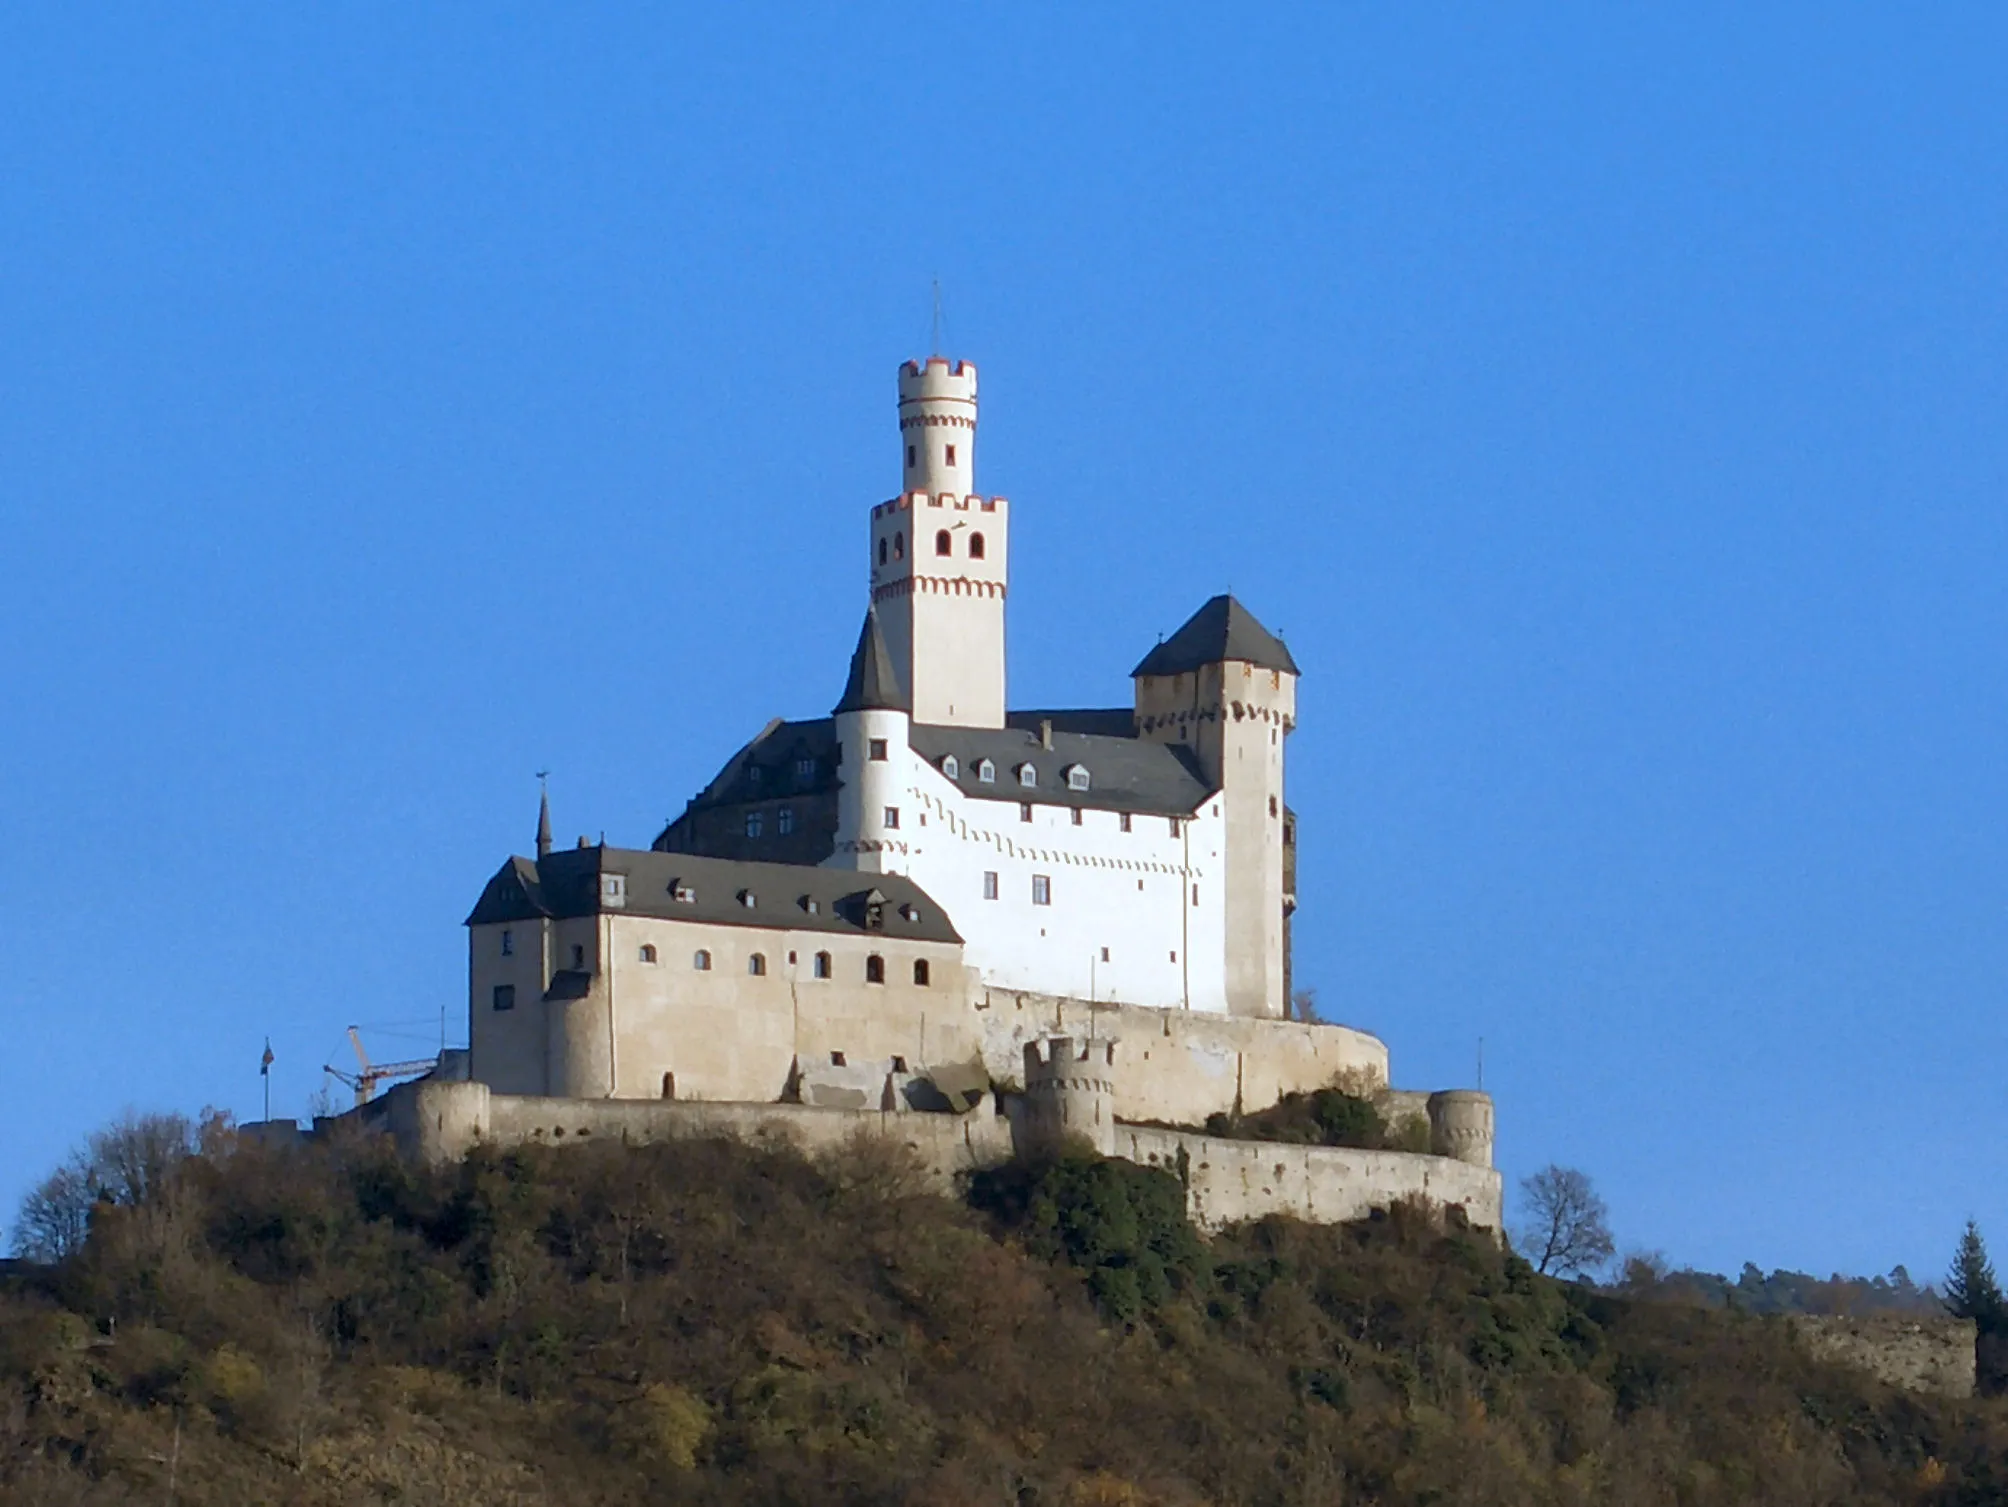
261;1037;274;1122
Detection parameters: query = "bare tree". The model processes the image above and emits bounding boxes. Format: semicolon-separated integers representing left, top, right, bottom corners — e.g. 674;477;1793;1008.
13;1155;97;1262
11;1110;200;1263
1518;1164;1615;1278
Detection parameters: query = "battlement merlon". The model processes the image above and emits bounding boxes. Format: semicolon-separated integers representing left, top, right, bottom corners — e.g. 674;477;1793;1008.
872;494;1008;518
898;356;978;405
1023;1034;1118;1079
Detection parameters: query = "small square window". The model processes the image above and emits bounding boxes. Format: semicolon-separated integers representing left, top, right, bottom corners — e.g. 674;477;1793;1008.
1032;874;1052;906
869;738;889;762
602;874;626;907
492;984;515;1012
639;943;657;964
982;871;998;900
883;806;900;829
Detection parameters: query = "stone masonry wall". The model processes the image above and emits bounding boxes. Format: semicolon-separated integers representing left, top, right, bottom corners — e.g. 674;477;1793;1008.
1118;1126;1503;1234
1790;1315;1977;1398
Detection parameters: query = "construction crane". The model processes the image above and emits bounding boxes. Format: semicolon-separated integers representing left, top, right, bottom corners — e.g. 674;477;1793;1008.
323;1026;438;1108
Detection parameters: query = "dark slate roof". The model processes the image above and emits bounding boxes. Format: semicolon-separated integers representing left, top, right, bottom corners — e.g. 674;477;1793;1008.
466;845;961;943
1131;594;1300;678
833;607;909;714
669;717;837;814
1006;707;1137;738
907;722;1213;816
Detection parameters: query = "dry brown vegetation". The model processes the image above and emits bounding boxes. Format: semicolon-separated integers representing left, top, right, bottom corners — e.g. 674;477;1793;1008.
3;1120;2007;1506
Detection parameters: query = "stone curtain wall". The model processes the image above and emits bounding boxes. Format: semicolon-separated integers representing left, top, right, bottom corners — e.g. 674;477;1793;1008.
1790;1315;1977;1398
1118;1126;1504;1234
975;994;1390;1125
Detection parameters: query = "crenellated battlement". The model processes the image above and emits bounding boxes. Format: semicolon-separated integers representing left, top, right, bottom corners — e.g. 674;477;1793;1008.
872;493;1006;519
898;356;977;404
1018;1035;1117;1157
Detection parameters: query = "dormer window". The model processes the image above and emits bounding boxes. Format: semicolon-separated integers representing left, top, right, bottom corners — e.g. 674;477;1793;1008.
794;756;815;779
976;758;995;784
1018;764;1036;787
739;890;757;909
601;874;627;907
899;902;922;923
1065;765;1091;791
941;754;959;779
671;883;696;903
748;766;763;784
800;896;820;915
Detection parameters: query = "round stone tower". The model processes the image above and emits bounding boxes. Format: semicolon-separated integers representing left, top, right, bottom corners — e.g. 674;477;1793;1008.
1018;1035;1118;1159
1427;1090;1495;1169
898;355;977;496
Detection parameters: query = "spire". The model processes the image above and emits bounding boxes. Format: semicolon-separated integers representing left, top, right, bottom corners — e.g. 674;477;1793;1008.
1131;594;1300;679
834;606;909;714
535;771;552;859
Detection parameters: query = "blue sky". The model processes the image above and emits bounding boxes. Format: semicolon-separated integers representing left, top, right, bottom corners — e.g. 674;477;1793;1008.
2;6;2003;1280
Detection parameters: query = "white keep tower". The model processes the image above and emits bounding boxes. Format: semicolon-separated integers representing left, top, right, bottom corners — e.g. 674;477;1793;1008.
867;357;1010;728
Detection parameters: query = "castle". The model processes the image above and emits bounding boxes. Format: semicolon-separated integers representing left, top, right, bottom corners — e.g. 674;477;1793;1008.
316;355;1499;1234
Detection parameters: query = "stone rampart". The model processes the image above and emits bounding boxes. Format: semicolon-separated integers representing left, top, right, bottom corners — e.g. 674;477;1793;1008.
1118;1126;1503;1234
976;993;1389;1124
1790;1314;1977;1398
380;1078;1013;1190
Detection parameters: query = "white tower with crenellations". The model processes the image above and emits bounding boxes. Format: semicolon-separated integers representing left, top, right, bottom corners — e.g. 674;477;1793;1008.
869;357;1010;728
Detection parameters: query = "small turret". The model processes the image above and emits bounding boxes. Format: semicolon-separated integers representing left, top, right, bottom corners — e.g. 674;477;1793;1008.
1018;1035;1117;1159
1426;1090;1495;1169
831;607;912;875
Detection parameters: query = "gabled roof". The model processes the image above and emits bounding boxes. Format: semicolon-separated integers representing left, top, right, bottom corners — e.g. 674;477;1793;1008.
907;722;1213;817
833;607;909;714
1131;594;1300;679
466;845;960;943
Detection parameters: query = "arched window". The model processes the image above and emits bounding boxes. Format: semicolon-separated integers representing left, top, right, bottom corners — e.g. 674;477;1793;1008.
893;531;905;560
813;951;832;979
660;1071;676;1100
865;953;885;984
748;953;767;977
693;949;712;971
969;532;986;560
935;529;952;556
913;958;931;986
639;943;657;963
878;538;888;566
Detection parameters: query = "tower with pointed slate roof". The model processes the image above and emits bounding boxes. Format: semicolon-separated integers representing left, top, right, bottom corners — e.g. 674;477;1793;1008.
1133;594;1299;1018
832;605;913;875
870;357;1010;728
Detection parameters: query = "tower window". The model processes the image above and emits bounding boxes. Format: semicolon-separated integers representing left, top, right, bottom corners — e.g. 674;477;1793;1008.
906;444;915;468
869;738;888;762
778;806;795;835
913;958;931;986
983;871;998;900
976;758;995;783
1032;874;1052;906
883;807;900;829
500;928;513;956
745;811;763;838
571;944;586;969
969;532;986;560
878;538;888;566
1269;796;1278;816
748;953;767;977
945;443;956;466
813;951;832;979
866;954;885;984
492;984;515;1012
935;529;952;556
693;950;712;971
639;943;657;964
894;531;905;560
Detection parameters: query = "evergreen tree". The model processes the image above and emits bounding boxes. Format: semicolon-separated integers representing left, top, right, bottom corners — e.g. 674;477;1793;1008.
1944;1219;2005;1329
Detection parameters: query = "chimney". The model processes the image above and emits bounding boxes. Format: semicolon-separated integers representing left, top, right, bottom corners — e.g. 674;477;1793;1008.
1039;718;1053;751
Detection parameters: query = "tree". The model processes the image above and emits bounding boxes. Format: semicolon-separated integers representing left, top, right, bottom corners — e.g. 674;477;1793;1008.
1945;1220;2005;1327
13;1155;98;1262
1517;1165;1615;1278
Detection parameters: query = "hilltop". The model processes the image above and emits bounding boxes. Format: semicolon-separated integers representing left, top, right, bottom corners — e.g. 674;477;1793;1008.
3;1124;2005;1506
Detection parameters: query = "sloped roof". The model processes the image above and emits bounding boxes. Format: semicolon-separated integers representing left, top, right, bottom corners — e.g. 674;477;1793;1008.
466;845;960;943
907;722;1213;816
1131;594;1300;678
833;607;909;714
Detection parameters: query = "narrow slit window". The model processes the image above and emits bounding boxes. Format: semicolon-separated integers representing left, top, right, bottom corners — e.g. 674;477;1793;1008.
945;443;957;466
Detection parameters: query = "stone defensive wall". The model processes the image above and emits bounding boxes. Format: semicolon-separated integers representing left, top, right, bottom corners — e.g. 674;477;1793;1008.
973;991;1392;1125
1789;1314;1977;1398
1118;1126;1502;1234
